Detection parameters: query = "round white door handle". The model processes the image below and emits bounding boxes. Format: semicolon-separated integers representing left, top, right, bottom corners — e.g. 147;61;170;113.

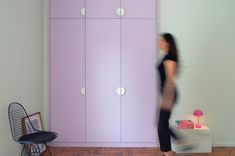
80;8;86;16
116;8;126;16
81;87;86;96
116;87;126;96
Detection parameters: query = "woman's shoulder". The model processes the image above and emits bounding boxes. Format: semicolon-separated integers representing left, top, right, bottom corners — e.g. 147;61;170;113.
164;52;178;62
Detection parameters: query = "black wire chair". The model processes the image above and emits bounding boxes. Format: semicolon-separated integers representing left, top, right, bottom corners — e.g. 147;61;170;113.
8;102;58;156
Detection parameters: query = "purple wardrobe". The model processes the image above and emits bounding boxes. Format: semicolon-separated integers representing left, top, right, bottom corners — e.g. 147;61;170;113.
50;0;157;147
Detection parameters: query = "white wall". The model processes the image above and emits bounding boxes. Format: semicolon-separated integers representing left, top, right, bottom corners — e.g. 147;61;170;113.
0;0;43;155
158;0;235;146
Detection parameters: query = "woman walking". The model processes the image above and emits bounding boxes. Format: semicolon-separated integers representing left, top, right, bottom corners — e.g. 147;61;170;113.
157;33;180;156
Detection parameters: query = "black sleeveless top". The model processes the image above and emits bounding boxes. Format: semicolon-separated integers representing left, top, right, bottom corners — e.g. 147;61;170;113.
158;52;178;94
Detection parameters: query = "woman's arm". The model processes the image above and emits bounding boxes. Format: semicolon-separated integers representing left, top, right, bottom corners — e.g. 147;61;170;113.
161;60;177;110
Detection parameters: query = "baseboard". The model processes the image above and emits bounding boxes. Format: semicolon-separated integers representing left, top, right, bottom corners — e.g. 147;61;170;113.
50;142;158;147
213;142;235;147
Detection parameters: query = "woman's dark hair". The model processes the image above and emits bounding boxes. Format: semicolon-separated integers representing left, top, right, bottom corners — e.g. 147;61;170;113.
161;33;180;73
161;33;178;62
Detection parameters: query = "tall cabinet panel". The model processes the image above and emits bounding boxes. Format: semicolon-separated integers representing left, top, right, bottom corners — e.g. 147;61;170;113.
50;19;86;142
121;0;156;18
121;19;157;142
86;0;120;18
50;0;85;18
86;19;121;142
50;0;157;146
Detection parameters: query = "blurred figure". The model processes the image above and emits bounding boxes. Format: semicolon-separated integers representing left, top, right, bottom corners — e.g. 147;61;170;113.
157;33;180;156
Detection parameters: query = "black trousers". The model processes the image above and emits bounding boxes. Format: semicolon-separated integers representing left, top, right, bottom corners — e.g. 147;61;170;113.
158;109;180;152
158;90;180;152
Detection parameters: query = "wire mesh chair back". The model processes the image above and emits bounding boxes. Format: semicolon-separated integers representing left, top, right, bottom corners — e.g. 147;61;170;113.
8;102;29;142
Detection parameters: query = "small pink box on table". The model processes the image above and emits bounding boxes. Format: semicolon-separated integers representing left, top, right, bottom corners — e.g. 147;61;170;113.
176;120;194;129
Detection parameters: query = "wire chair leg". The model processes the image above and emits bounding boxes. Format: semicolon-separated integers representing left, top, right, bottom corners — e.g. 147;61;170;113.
36;144;41;156
21;145;26;156
45;144;52;156
28;144;40;156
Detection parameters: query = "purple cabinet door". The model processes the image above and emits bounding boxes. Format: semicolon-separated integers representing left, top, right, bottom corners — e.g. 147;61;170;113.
50;19;85;142
86;0;120;18
86;19;121;142
50;0;85;18
121;19;157;142
121;0;156;18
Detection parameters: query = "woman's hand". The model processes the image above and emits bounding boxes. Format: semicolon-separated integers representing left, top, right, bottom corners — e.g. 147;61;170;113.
161;60;177;110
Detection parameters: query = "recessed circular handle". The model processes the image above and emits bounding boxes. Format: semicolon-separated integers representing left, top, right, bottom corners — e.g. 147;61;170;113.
116;87;126;96
80;8;86;16
81;87;86;96
116;8;126;16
